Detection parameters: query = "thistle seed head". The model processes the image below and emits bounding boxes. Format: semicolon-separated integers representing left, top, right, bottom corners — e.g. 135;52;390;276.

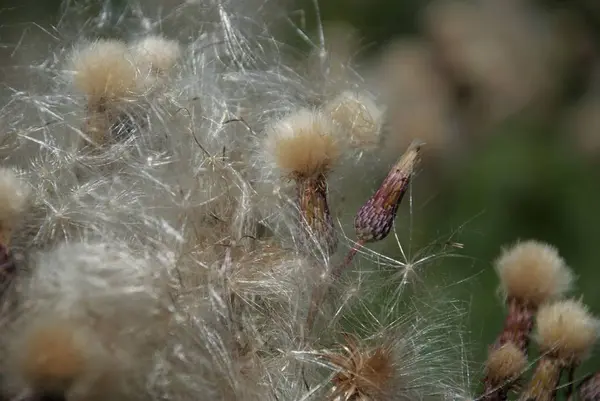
69;39;138;105
495;240;573;307
323;90;384;149
354;140;422;242
267;109;340;179
131;35;181;75
535;299;599;364
324;334;394;401
484;342;527;387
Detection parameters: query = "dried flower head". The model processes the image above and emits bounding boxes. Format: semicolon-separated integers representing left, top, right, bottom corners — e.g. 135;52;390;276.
266;109;340;254
70;39;138;104
484;342;527;386
324;334;394;401
267;109;340;178
495;240;573;306
131;35;181;74
354;140;422;243
323;90;384;149
535;299;599;363
10;319;104;395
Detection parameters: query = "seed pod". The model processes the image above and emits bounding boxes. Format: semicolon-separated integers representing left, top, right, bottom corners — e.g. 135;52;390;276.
354;140;422;242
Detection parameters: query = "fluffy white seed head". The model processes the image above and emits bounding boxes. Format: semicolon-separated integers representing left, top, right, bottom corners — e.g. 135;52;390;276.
0;168;30;240
485;343;527;384
536;299;599;363
323;90;384;148
495;240;573;306
70;39;138;104
131;35;181;74
1;241;176;400
266;109;340;178
5;318;109;397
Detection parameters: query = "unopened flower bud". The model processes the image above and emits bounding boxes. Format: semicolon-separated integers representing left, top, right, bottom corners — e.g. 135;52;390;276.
354;140;422;242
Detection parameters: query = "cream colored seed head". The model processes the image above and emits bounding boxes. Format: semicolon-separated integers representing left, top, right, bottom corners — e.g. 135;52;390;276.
323;90;384;148
131;35;181;74
495;240;573;306
536;299;599;363
267;109;340;178
13;320;102;393
485;342;527;384
70;39;138;104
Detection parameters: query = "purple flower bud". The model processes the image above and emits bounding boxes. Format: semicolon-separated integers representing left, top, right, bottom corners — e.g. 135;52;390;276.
354;141;422;242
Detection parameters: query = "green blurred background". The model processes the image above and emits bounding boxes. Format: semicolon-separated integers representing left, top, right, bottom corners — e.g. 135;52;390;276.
293;0;600;382
2;0;600;392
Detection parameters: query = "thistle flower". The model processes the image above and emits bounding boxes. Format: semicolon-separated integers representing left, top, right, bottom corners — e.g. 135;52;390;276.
354;140;422;243
493;240;573;353
69;39;139;146
267;109;340;255
323;90;384;150
519;299;599;401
